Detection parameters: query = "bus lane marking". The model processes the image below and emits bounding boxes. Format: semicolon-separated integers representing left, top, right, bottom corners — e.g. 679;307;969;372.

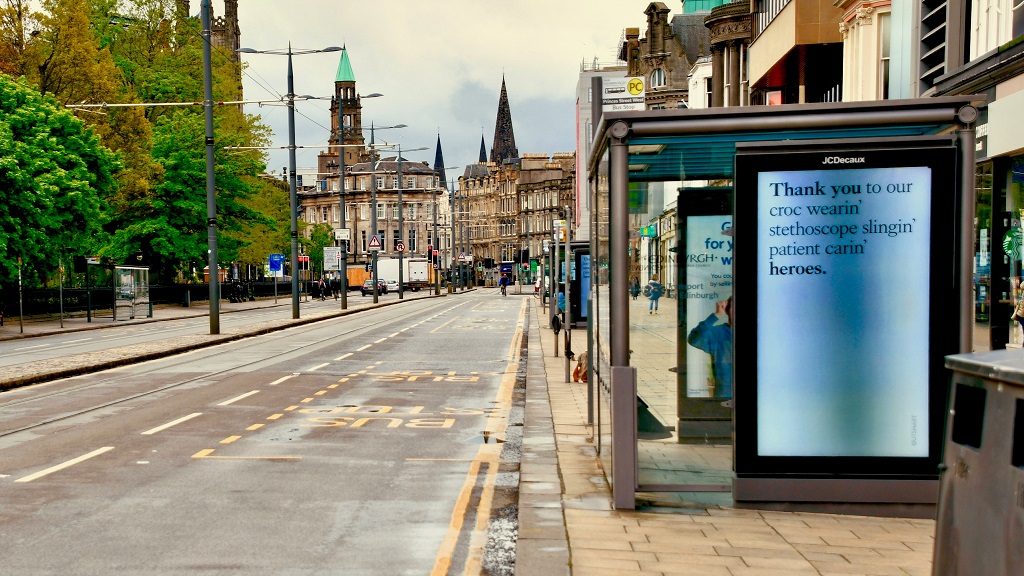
15;447;115;483
219;390;259;406
141;413;203;435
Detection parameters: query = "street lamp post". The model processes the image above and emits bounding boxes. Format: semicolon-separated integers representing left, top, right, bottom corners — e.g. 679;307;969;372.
335;92;382;310
201;0;218;334
368;123;406;304
395;144;428;300
237;44;341;319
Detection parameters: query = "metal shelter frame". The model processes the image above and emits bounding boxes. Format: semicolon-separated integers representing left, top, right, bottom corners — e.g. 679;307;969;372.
586;95;983;510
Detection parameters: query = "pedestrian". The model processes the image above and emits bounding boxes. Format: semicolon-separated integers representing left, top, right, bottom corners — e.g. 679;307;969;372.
647;274;663;314
534;277;541;298
1013;279;1024;338
630;277;640;300
318;276;327;301
557;286;566;315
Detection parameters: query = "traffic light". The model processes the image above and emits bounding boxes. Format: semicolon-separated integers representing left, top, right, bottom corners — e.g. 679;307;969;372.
432;249;439;266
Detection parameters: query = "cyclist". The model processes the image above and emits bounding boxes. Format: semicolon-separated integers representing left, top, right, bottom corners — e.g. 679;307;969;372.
499;273;509;297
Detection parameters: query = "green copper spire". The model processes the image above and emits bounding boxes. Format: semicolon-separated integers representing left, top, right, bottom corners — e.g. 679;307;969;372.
335;47;355;82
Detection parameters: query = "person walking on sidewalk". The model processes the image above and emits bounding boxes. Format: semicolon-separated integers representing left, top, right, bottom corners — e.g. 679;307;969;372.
647;274;664;314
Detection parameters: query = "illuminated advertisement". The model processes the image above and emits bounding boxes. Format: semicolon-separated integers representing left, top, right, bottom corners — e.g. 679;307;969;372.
685;215;733;398
734;143;959;475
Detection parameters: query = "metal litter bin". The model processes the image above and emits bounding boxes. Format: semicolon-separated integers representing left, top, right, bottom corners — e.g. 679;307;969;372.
936;351;1024;576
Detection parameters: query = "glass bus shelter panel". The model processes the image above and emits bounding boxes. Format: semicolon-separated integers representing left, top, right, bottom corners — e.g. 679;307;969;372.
628;179;734;503
114;266;151;321
592;149;614;476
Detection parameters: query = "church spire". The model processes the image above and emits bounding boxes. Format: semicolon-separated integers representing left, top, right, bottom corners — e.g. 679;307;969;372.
478;134;487;163
433;134;447;190
490;76;518;165
335;46;355;82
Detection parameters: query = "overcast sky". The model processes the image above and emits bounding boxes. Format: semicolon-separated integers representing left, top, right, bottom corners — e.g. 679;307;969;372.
229;0;659;177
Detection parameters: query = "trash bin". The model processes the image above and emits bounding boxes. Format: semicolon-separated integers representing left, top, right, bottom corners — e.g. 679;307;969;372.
936;350;1024;576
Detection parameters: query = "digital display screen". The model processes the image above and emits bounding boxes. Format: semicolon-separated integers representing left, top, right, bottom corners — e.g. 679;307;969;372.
685;215;733;398
734;143;959;474
757;166;931;457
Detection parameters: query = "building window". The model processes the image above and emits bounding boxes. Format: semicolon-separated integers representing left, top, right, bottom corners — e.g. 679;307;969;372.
705;77;712;107
393;229;400;250
407;176;415;188
376;176;384;189
409;229;416;252
879;12;891;100
393;204;400;219
409;203;417;219
360;204;368;219
377;204;385;220
322;206;329;223
361;230;367;252
650;68;666;88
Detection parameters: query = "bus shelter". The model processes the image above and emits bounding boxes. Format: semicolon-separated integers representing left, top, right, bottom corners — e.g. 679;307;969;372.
114;266;151;321
586;96;981;510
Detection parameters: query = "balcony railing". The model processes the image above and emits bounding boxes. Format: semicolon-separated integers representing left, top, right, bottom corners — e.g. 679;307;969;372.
753;0;791;39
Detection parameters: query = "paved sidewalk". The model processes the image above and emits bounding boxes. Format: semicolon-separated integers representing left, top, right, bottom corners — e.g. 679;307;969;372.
522;296;936;576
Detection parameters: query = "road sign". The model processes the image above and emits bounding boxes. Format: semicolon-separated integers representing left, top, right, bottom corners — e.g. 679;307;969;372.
432;263;439;269
368;234;382;251
323;247;341;270
396;241;406;253
602;77;645;112
335;228;350;241
268;253;285;271
458;252;466;261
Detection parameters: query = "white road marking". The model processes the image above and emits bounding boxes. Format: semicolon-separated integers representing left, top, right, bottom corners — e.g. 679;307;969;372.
61;338;93;344
269;374;299;385
357;344;372;351
15;447;115;483
141;413;203;435
389;332;400;338
218;390;260;406
334;353;352;361
374;338;387;344
13;344;48;351
307;362;330;372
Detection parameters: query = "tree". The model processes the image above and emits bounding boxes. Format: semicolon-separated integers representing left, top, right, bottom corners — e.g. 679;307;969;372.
0;74;119;286
305;223;336;278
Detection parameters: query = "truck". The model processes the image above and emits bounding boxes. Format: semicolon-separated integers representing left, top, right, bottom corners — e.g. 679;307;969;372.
375;257;432;292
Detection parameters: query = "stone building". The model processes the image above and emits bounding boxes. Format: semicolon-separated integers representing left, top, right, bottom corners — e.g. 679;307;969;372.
297;49;448;273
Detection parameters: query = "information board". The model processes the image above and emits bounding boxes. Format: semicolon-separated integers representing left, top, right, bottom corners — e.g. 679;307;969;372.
733;142;959;476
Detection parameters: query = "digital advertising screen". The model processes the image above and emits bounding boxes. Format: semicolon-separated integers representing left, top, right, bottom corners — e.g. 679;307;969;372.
685;215;733;399
734;142;959;475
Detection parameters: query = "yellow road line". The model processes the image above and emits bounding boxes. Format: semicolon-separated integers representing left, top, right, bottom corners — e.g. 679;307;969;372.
300;398;314;403
267;414;284;420
15;447;115;483
430;460;481;576
431;299;525;574
284;406;299;411
192;449;299;461
220;435;241;444
314;391;327;396
246;424;265;431
327;384;339;389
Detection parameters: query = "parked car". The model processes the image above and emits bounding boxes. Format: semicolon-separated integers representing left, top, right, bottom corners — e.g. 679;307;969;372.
360;279;387;296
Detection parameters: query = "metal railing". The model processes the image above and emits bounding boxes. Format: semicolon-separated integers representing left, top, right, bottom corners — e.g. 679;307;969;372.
753;0;792;39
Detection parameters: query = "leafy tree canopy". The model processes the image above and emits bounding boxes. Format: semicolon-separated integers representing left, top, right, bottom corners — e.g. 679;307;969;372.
0;74;119;285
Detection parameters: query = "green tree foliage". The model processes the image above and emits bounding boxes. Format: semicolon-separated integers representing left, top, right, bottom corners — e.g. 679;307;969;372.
107;109;270;282
0;74;119;285
0;1;40;78
305;223;335;277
